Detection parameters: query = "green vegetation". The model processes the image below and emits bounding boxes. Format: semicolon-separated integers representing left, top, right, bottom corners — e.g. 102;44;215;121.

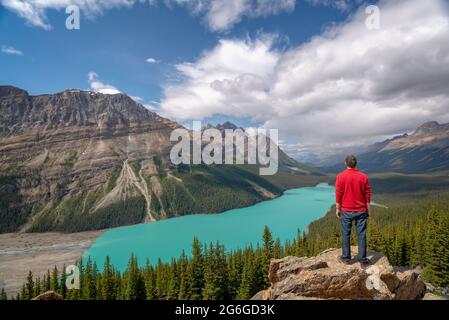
62;151;77;170
149;190;163;219
0;175;30;233
157;165;283;217
29;191;146;233
370;172;449;194
13;191;449;300
14;228;289;300
105;169;121;193
130;162;141;180
237;164;328;190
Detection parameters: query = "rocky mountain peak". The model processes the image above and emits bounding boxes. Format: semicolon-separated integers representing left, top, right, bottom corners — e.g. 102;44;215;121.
0;85;29;98
412;121;448;137
0;86;176;134
215;121;240;131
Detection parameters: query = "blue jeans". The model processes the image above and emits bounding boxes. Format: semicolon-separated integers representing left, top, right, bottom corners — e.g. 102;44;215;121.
340;211;369;263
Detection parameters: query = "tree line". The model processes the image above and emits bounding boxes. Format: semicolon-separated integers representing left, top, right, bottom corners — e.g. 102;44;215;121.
5;191;449;300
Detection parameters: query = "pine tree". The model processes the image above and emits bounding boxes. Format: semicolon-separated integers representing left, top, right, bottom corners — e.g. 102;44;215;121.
144;260;157;300
226;250;243;299
155;259;167;299
34;277;41;297
237;249;254;299
82;257;96;300
124;254;145;300
0;288;7;300
50;266;59;292
44;270;51;292
261;226;274;287
26;271;34;300
432;214;449;286
167;259;179;300
177;252;189;300
100;256;116;300
60;264;67;298
273;239;282;259
187;238;204;300
202;243;228;300
422;207;442;285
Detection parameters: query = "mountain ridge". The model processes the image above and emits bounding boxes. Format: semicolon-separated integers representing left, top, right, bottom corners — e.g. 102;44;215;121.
0;85;321;233
322;121;449;173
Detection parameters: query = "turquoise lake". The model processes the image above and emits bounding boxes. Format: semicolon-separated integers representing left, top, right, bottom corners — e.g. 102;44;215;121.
83;183;335;271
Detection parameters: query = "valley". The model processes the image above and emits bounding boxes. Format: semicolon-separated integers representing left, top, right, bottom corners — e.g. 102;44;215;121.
1;86;449;299
0;86;320;234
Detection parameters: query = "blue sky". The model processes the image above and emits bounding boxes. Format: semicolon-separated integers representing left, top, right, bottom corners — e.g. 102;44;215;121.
0;1;349;120
1;0;449;161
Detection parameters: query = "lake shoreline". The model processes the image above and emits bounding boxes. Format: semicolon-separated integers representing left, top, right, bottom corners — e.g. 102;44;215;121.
84;183;335;271
0;230;105;297
0;182;332;296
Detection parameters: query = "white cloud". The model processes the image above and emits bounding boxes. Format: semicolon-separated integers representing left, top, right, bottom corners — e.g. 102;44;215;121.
146;57;160;64
168;0;296;32
159;0;449;156
305;0;362;12
87;73;159;111
2;0;137;30
3;0;295;32
87;72;121;95
130;95;144;102
1;45;24;55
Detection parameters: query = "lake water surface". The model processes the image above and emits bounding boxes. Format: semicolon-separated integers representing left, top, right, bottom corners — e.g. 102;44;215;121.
83;183;334;271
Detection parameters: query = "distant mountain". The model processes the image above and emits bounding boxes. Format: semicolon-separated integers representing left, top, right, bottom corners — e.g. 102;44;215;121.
0;86;320;233
206;121;322;176
323;121;449;173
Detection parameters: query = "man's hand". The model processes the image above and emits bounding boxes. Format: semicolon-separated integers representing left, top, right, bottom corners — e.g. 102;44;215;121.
336;204;341;219
366;203;372;220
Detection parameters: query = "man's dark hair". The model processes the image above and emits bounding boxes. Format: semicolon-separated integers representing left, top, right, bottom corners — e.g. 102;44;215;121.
345;154;357;168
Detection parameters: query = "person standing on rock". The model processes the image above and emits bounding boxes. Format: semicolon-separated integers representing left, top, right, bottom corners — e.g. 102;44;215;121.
335;154;371;266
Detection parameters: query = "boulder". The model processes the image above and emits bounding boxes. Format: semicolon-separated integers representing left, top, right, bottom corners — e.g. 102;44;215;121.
32;291;63;300
255;247;427;300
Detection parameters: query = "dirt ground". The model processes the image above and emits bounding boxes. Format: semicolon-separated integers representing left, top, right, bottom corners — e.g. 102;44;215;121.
0;230;104;298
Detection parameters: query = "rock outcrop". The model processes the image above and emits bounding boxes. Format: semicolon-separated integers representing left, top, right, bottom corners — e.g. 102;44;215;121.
253;247;427;300
31;291;63;300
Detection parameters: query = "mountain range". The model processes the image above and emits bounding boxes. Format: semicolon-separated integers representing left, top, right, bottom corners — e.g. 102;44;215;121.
323;121;449;173
0;86;319;233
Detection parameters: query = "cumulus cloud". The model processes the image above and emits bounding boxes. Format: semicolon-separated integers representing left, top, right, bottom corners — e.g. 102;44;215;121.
87;72;121;95
1;45;24;55
159;0;449;155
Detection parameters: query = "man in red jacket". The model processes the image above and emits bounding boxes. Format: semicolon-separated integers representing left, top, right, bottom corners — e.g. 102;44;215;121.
335;154;371;266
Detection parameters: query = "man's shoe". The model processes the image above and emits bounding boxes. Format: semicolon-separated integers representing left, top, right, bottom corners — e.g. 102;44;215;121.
359;259;371;268
338;257;351;265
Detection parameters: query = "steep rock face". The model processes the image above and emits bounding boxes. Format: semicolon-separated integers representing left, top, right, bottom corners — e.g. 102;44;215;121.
254;248;427;300
0;86;316;233
0;86;182;232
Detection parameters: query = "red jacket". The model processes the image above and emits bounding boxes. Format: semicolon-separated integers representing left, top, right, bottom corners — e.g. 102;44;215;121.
336;168;371;212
